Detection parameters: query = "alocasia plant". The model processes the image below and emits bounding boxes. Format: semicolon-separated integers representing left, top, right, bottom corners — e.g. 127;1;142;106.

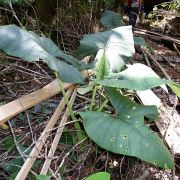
76;11;180;169
0;10;179;171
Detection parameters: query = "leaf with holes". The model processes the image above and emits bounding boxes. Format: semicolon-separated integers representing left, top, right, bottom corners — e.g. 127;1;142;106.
0;25;83;83
80;88;174;169
75;26;135;72
106;87;159;122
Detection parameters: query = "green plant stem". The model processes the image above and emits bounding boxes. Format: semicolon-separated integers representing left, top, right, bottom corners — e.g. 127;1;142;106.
89;51;106;111
55;72;85;142
89;86;98;111
97;99;109;112
73;122;85;143
55;72;76;121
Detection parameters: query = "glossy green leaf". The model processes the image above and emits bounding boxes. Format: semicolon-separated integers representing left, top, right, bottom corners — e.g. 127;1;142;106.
168;82;180;98
100;11;145;46
2;136;21;151
86;172;110;180
0;25;83;83
60;128;74;144
77;85;94;95
9;172;19;180
107;87;159;122
100;11;125;29
75;26;135;72
2;137;15;151
36;175;50;180
80;88;174;169
134;36;146;46
95;63;170;90
2;158;23;174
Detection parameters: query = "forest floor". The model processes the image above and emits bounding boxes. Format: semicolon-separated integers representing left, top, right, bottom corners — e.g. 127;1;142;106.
0;13;180;180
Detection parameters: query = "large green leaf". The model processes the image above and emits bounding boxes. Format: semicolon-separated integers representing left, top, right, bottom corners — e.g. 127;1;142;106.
100;11;145;46
80;88;174;169
31;32;81;68
75;26;135;72
0;25;83;83
168;82;180;98
100;11;125;29
95;63;170;90
86;172;110;180
106;87;159;122
36;175;50;180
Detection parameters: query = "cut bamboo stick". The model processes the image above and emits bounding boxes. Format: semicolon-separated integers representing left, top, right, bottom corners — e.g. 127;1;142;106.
0;69;92;125
40;88;77;175
0;80;72;125
15;87;74;180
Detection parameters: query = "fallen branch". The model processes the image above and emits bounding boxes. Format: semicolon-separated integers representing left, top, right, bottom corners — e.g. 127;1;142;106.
160;55;176;67
153;55;180;63
54;137;87;176
0;80;72;125
40;88;77;175
15;87;75;180
140;46;152;68
0;70;92;125
134;28;180;45
173;43;180;56
144;48;171;80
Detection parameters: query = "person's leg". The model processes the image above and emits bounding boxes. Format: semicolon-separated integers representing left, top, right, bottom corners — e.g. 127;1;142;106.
129;8;139;28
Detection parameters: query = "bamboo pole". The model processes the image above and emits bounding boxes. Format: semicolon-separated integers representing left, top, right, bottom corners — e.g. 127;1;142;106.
15;87;74;180
0;80;71;125
40;88;77;175
0;69;92;125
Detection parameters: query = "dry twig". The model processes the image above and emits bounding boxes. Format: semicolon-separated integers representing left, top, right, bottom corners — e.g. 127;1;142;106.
40;88;77;175
15;87;74;180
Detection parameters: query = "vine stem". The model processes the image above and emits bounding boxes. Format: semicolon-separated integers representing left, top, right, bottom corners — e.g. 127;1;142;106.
55;72;76;121
97;98;109;112
55;72;85;142
89;50;105;111
89;86;98;111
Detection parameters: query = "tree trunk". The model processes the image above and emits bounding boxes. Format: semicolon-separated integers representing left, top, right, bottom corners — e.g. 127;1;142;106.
33;0;57;25
95;0;104;19
113;0;123;12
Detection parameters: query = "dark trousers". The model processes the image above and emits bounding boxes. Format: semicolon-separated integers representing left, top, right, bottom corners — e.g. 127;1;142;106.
129;8;139;28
